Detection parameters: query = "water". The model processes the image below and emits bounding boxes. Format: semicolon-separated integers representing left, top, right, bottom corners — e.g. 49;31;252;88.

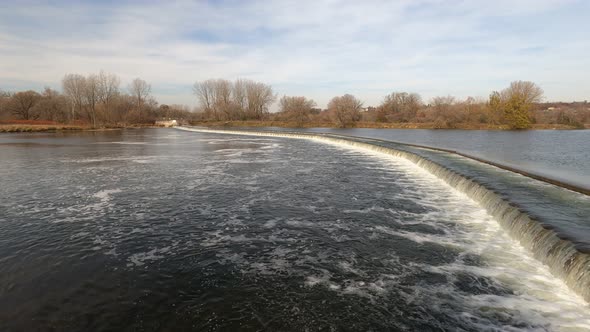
1;129;589;331
262;128;590;190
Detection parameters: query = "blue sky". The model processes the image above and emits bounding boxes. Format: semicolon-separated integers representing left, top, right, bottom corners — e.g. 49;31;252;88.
0;0;589;108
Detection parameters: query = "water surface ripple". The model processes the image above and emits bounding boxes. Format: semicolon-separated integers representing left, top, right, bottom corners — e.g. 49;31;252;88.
0;129;588;331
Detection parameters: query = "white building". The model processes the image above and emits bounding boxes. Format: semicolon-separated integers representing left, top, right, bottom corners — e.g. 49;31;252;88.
155;119;178;127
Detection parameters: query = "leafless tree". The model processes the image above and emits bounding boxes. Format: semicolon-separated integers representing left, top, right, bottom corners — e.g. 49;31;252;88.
8;90;41;120
245;81;276;119
97;70;120;116
431;96;456;113
128;78;151;119
233;79;248;119
427;96;456;128
62;73;87;121
194;78;276;121
83;74;100;127
0;89;11;119
279;96;316;127
35;87;68;122
193;79;217;120
379;92;422;122
328;94;363;127
213;79;234;120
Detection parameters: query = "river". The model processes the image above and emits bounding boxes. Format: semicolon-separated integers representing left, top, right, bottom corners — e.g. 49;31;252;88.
262;128;590;190
0;128;588;331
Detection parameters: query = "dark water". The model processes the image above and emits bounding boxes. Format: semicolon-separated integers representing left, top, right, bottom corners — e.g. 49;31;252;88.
263;128;590;190
0;129;588;331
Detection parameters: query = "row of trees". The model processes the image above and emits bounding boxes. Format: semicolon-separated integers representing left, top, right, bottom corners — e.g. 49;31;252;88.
0;71;196;127
192;79;276;121
267;81;585;129
2;77;587;129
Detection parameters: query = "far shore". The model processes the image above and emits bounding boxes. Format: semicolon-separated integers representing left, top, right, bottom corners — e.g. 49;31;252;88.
189;120;587;130
1;121;587;133
0;124;164;133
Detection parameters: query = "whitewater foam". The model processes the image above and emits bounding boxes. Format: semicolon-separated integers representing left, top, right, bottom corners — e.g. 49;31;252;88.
176;127;590;306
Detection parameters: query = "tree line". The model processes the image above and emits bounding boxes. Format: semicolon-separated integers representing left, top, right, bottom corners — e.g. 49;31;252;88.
194;79;587;129
0;71;194;127
1;76;588;129
192;79;276;121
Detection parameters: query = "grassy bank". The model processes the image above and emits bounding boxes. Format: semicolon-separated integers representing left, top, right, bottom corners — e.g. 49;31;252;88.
0;124;88;133
190;120;586;130
0;123;162;133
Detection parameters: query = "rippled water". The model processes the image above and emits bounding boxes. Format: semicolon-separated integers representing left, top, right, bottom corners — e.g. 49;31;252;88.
0;129;589;331
264;127;590;190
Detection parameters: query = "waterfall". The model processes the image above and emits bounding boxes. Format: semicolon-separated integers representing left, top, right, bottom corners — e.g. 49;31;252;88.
176;126;590;303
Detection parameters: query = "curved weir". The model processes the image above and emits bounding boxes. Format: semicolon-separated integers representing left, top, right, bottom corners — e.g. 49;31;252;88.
177;126;590;303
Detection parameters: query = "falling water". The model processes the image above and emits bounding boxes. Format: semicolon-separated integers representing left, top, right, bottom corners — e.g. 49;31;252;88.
177;126;590;303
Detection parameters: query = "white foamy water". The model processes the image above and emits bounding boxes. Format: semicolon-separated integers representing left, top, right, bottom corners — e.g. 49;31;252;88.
3;127;587;330
178;127;590;331
322;146;589;330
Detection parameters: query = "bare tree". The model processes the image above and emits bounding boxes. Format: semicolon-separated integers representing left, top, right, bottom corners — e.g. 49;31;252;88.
194;78;276;121
0;89;11;119
97;70;120;120
193;79;217;120
279;96;316;127
113;94;136;123
62;73;87;121
8;91;41;120
428;96;457;128
84;74;100;127
328;94;363;128
233;79;248;119
128;78;151;119
35;87;68;122
430;96;456;113
379;92;422;122
213;79;234;120
245;81;276;119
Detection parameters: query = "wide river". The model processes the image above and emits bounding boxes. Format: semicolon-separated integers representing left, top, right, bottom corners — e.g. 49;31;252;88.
0;128;589;331
264;128;590;190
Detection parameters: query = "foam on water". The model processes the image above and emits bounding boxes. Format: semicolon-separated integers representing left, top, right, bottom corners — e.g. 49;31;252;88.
176;126;590;330
127;246;173;267
3;128;589;330
62;156;159;164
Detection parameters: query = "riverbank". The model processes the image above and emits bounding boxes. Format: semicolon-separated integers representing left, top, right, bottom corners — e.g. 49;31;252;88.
0;124;87;133
0;124;161;133
190;120;586;130
2;121;584;133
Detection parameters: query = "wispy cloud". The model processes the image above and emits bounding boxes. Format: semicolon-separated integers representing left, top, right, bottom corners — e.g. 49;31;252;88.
0;0;588;107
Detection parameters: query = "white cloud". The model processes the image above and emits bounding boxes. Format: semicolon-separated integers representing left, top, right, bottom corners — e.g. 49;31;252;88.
0;0;588;108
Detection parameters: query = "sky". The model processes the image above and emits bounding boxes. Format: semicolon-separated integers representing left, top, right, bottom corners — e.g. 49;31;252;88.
0;0;589;109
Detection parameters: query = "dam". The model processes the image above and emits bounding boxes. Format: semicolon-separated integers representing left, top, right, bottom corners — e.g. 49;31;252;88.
177;127;590;301
0;127;589;331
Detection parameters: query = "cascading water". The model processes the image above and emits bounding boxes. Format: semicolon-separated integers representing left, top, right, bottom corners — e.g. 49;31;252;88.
177;126;590;303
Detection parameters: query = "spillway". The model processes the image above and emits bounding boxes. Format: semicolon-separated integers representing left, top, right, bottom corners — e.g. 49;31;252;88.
177;126;590;304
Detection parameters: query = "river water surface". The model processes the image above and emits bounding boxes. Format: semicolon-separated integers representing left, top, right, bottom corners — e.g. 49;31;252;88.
264;128;590;190
0;128;589;331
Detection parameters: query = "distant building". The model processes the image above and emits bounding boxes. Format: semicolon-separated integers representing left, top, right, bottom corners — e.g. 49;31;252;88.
155;119;178;127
